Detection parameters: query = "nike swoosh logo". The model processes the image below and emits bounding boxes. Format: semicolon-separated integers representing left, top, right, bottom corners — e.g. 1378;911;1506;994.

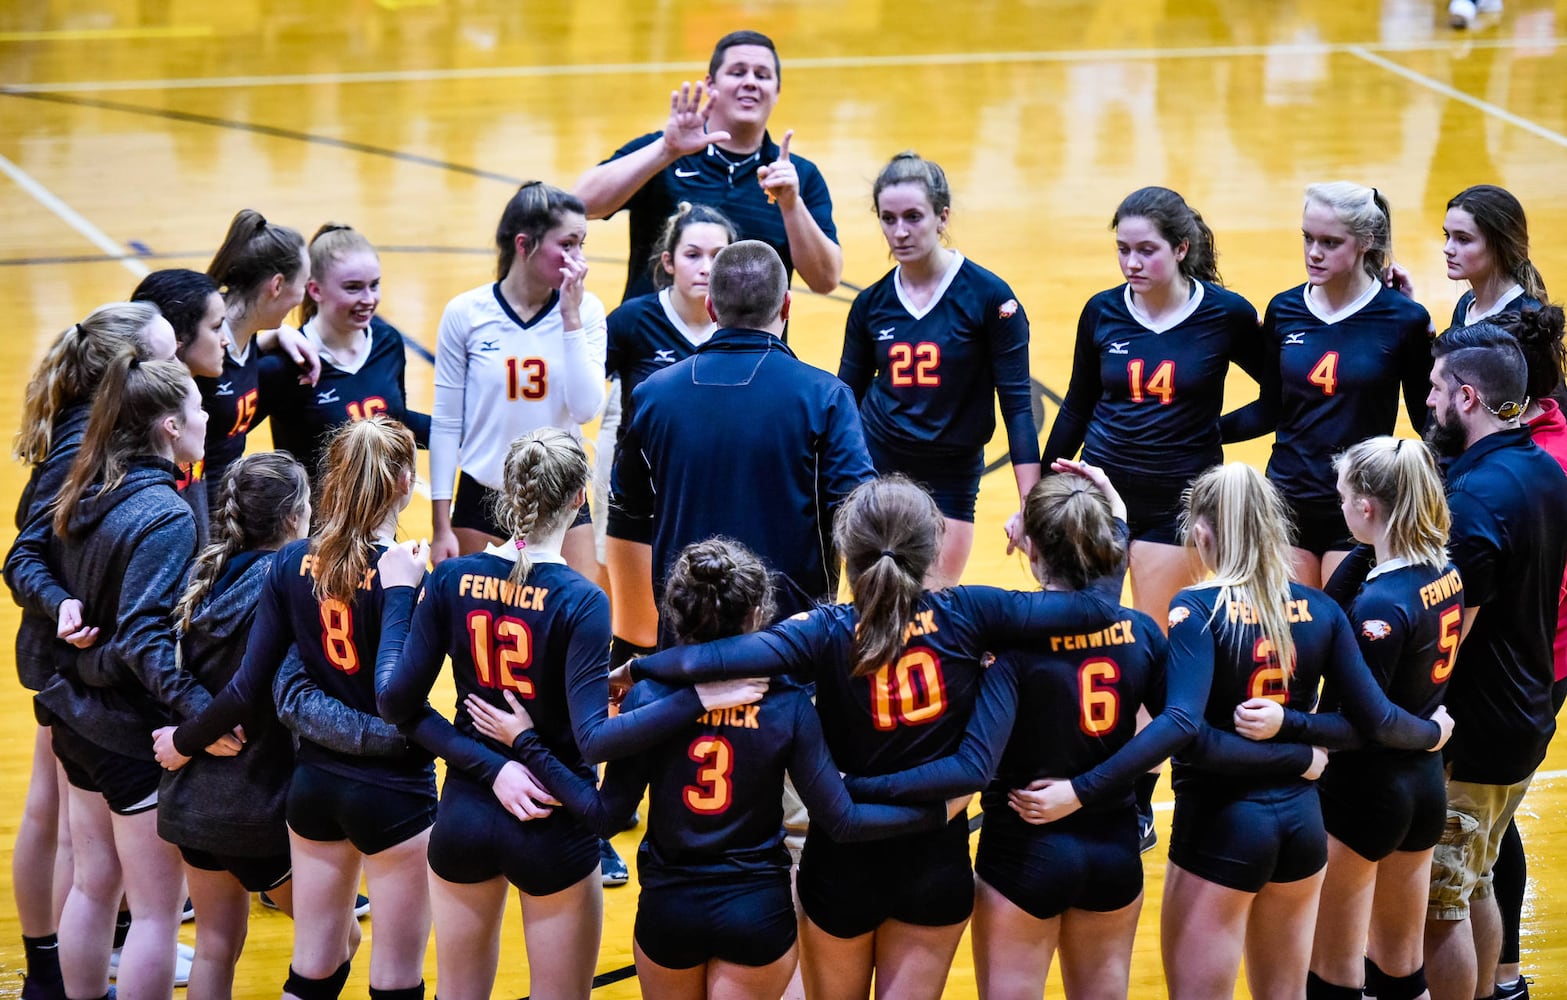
674;168;700;178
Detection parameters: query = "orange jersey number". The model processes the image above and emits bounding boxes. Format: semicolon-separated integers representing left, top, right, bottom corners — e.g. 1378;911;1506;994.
505;357;548;400
1307;351;1339;396
683;735;735;814
1078;658;1121;736
466;610;537;696
1431;605;1463;683
319;599;359;674
869;647;948;731
1247;636;1288;703
1127;359;1176;405
888;342;941;387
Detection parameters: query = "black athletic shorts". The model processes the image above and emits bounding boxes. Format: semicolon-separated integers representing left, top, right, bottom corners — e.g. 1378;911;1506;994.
1319;751;1446;860
975;806;1143;919
1168;782;1326;893
797;814;974;938
426;771;599;896
635;870;795;969
452;470;591;540
179;845;292;893
1107;471;1192;546
866;435;983;523
1281;494;1355;556
286;762;435;855
51;723;160;816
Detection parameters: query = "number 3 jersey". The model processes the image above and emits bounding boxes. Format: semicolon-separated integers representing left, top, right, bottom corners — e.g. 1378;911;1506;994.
838;254;1038;466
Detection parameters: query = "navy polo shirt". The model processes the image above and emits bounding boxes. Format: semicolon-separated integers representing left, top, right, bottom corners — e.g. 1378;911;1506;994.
602;131;838;301
1442;426;1567;784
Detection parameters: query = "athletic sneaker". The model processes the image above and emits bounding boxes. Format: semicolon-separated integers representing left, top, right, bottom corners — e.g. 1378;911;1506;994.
19;974;65;1000
600;839;630;887
1138;812;1157;854
1450;0;1502;28
259;891;370;918
108;942;193;987
180;897;194;923
1495;977;1531;1000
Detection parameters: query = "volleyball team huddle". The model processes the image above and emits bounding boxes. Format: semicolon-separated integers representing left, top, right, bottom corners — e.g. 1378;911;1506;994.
9;26;1567;1000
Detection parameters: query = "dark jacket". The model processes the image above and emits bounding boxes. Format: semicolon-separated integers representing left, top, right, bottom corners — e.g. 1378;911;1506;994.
33;457;205;758
5;404;90;691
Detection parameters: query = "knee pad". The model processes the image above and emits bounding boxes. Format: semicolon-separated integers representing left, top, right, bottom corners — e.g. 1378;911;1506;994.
1306;971;1364;1000
1379;966;1428;1000
1364;956;1389;998
284;961;351;1000
369;984;425;1000
610;636;655;667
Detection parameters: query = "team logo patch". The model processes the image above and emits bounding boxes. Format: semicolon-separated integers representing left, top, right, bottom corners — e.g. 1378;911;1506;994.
1360;619;1393;641
998;298;1019;319
1168;606;1190;628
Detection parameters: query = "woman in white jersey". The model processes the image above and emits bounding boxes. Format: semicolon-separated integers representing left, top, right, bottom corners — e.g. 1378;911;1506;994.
430;181;607;576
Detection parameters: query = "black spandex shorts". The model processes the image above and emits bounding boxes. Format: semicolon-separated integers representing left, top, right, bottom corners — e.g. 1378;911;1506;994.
286;762;436;855
426;771;599;896
452;470;591;539
797;814;974;938
1168;783;1326;893
51;723;160;816
975;806;1143;919
1318;751;1446;860
635;870;795;969
1105;470;1192;546
1281;494;1355;556
866;436;983;523
179;845;292;893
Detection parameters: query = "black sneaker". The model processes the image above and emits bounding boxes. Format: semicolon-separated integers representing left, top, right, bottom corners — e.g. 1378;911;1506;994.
600;839;629;887
1495;977;1531;1000
1138;813;1157;854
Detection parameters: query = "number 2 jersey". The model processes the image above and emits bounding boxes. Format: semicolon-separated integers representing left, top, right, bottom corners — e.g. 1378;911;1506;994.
510;677;948;888
375;550;707;786
632;582;1127;781
838;254;1037;466
1043;280;1260;480
1165;582;1443;796
170;537;434;793
1223;281;1434;505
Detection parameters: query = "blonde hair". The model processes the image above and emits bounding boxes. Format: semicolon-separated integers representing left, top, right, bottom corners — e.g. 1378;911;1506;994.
302;223;378;325
833;477;944;678
1022;474;1126;590
1181;463;1298;679
1334;437;1450;570
16;303;164;464
1304;181;1393;281
176;452;310;632
311;417;416;605
493;428;591;585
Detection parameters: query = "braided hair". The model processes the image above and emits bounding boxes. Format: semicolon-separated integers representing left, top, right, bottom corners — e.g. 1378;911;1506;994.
492;428;592;585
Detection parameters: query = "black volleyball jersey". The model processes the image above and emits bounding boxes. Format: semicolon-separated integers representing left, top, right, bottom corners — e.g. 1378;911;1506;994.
604;290;713;447
1166;582;1442;794
1043;281;1260;479
839;255;1037;464
375;552;704;786
261;316;430;483
633;583;1126;779
512;678;946;887
1450;287;1541;331
194;343;265;501
172;537;433;793
1223;282;1434;504
844;608;1170;814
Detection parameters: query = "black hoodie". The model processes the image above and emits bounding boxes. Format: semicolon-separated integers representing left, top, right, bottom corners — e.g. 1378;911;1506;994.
34;457;206;758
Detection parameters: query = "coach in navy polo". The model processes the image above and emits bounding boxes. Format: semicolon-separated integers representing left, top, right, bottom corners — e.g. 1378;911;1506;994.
1421;323;1567;1000
610;241;872;639
575;30;841;300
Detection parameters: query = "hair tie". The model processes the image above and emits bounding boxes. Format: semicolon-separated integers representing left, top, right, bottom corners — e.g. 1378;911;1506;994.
1394;439;1404;453
515;538;527;550
879;549;897;560
1370;187;1380;205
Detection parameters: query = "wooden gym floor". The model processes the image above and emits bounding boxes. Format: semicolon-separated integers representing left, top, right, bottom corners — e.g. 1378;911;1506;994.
3;1;1567;995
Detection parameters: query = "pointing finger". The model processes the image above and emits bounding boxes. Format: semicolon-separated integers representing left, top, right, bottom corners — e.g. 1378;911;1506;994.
777;129;793;161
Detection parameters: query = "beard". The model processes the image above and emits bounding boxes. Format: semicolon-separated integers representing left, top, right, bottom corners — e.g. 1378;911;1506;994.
1424;408;1467;458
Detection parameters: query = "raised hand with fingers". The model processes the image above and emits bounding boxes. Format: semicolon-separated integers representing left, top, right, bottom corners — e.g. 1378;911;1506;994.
559;254;589;323
756;129;799;208
662;82;729;158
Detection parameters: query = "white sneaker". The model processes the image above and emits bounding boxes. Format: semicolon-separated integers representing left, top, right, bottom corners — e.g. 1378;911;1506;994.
1477;0;1503;11
107;942;194;987
1449;0;1478;28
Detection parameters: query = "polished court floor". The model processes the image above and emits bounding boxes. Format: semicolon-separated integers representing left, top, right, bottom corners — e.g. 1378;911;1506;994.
4;1;1567;996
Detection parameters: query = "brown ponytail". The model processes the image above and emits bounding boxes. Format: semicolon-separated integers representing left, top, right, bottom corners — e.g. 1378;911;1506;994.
1112;187;1223;286
833;477;943;678
310;417;416;605
493;428;591;585
207;208;306;310
52;352;193;538
1022;475;1126;590
176;452;310;632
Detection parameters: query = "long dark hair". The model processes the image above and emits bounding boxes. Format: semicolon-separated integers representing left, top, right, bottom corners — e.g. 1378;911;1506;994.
207;209;305;309
1448;185;1549;302
833;477;943;678
1113;187;1222;285
494;182;585;281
